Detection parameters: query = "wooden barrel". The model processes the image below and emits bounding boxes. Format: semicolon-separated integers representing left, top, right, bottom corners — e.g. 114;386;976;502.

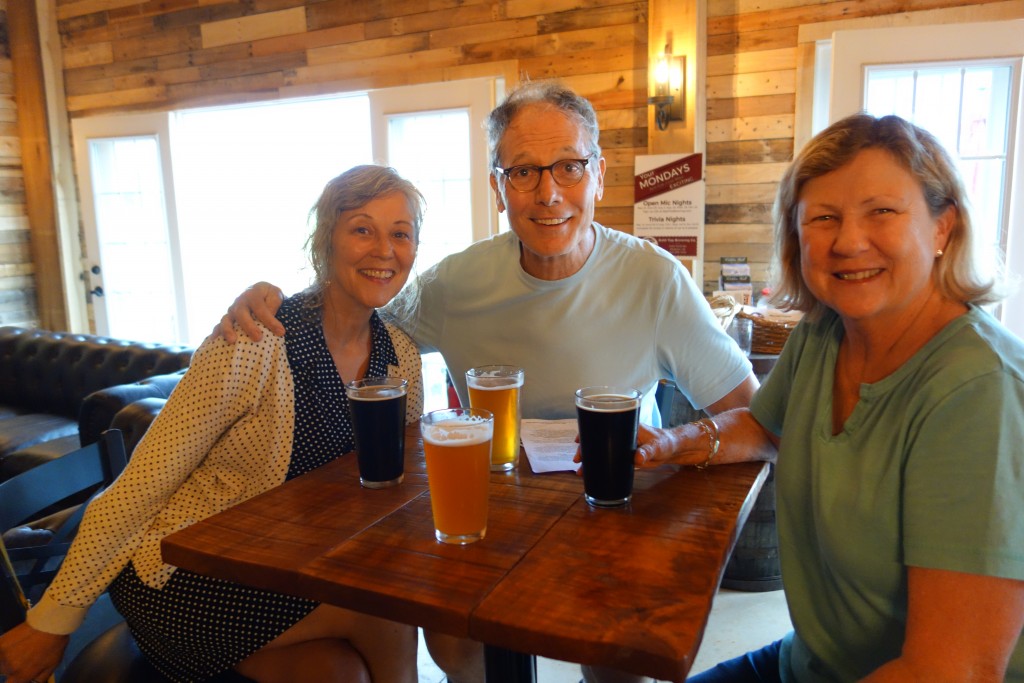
722;463;782;591
659;356;784;592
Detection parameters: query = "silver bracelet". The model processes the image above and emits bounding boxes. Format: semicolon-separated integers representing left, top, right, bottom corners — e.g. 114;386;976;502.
693;417;720;470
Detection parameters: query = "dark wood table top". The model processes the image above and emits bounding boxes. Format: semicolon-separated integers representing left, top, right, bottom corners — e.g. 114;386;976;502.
162;423;768;682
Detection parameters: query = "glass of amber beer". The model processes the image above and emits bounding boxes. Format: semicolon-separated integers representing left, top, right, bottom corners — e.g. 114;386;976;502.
420;407;494;544
465;365;524;472
575;386;641;507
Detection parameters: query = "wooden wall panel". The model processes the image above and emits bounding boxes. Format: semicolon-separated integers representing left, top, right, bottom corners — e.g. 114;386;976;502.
3;0;1016;324
47;0;646;237
1;1;39;327
700;0;1007;294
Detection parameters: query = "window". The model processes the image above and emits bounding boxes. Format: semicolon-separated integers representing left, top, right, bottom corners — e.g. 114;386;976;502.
73;80;499;410
864;62;1014;280
816;20;1024;337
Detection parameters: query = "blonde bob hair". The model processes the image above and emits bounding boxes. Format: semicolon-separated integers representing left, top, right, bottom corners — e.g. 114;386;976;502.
771;113;1004;321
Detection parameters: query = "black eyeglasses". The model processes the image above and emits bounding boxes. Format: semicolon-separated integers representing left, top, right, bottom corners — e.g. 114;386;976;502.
495;157;593;192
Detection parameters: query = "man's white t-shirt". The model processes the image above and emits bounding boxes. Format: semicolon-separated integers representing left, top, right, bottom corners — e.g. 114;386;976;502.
387;223;751;425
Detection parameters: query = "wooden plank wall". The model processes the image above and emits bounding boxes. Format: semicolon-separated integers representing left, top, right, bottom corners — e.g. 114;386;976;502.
1;0;1017;325
53;0;648;235
703;0;1016;295
0;0;38;327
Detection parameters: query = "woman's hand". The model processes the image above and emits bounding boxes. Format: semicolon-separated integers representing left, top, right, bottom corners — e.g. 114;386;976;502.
0;622;69;683
637;409;778;469
572;422;708;471
212;282;286;343
635;423;688;468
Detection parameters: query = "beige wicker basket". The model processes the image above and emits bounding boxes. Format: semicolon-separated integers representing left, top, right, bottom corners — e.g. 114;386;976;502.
707;294;741;331
737;311;797;355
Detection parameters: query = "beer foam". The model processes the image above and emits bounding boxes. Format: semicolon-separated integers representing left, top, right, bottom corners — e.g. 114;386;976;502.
577;394;640;412
422;418;492;445
350;388;405;400
469;376;524;389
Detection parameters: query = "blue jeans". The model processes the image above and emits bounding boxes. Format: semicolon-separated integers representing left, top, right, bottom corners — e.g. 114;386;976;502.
686;639;783;683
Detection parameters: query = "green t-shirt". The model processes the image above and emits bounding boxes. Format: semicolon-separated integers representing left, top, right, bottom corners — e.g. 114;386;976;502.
751;307;1024;682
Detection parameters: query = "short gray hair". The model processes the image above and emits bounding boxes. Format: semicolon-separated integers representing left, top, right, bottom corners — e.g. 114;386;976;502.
485;81;602;168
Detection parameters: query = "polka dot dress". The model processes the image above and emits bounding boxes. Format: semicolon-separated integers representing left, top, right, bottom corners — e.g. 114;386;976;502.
108;293;407;682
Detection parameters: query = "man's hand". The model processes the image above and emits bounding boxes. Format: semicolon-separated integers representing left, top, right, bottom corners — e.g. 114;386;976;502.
212;282;286;343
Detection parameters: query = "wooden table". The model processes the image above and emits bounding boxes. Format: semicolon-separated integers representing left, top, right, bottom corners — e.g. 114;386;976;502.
162;424;768;683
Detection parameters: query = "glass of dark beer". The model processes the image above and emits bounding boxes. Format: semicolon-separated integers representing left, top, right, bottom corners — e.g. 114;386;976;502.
575;386;642;507
346;377;409;488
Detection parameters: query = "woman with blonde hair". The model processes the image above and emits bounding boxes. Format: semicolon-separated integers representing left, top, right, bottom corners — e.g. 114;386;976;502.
639;114;1024;682
0;165;425;683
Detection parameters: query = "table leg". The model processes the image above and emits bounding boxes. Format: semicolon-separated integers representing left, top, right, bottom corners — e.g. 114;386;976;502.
484;644;537;683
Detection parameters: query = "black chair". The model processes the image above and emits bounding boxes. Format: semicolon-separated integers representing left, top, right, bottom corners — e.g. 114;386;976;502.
0;430;253;682
0;430;128;605
0;430;130;679
0;544;27;633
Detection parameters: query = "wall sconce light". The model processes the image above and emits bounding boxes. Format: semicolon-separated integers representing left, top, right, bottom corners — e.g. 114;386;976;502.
649;52;685;131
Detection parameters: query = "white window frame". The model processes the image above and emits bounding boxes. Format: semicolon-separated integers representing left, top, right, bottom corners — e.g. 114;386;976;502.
806;19;1024;337
369;77;499;244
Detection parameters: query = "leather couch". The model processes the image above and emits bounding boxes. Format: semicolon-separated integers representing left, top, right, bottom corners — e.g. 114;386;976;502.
0;326;193;480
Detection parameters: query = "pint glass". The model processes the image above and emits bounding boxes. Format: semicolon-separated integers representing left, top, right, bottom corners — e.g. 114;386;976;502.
420;408;494;544
346;377;408;488
575;386;641;507
466;365;524;472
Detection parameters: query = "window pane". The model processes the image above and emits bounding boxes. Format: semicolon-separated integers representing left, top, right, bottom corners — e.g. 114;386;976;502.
385;109;474;412
88;137;179;343
958;158;1006;253
960;66;1011;157
172;96;372;346
385;110;472;275
864;69;915;119
913;68;962;154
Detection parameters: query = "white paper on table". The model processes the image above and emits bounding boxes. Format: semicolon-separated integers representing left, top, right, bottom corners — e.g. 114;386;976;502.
520;418;579;473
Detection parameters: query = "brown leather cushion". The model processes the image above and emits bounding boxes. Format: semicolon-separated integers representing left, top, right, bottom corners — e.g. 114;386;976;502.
0;415;78;469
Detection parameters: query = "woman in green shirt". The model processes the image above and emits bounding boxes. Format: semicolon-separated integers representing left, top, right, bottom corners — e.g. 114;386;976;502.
639;114;1024;682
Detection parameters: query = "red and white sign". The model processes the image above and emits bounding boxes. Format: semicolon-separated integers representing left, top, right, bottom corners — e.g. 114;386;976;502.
633;153;705;280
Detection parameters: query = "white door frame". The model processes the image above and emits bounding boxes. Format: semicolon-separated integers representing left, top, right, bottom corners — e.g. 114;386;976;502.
369;78;499;243
70;112;187;340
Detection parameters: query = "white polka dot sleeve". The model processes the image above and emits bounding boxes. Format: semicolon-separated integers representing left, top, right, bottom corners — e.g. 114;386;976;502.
27;326;296;636
385;321;424;424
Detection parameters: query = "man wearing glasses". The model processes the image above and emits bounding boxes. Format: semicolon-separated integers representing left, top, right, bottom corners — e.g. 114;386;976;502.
221;81;757;683
385;81;756;430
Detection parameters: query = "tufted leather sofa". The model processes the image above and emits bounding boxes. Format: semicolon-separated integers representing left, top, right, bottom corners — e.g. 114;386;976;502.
0;326;193;480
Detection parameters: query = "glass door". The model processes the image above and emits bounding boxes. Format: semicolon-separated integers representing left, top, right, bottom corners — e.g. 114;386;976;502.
370;78;499;409
72;113;185;344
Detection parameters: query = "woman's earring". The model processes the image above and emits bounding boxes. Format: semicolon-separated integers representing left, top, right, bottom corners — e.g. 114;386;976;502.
935;249;944;258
